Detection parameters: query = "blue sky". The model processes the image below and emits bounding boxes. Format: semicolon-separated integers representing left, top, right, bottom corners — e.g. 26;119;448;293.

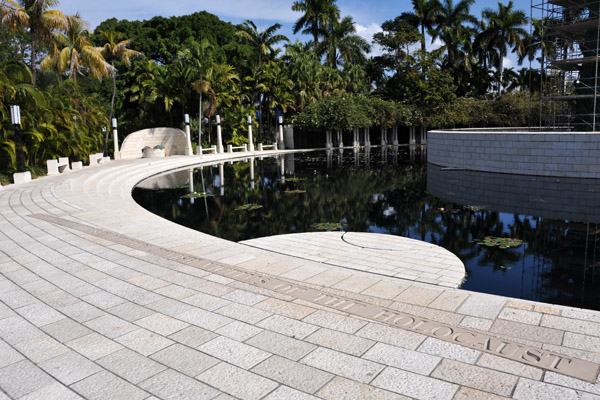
58;0;533;69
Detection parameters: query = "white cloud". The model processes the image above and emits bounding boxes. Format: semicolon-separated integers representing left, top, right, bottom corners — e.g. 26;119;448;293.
430;37;443;51
503;57;514;70
355;22;383;56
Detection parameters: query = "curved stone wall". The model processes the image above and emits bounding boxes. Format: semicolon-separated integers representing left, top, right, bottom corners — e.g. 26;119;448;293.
119;127;188;159
427;129;600;178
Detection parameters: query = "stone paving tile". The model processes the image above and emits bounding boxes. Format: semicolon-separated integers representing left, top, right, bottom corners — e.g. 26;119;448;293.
106;301;155;322
371;366;458;400
453;387;510;400
140;369;220;399
0;316;42;345
316;376;406;400
71;370;149;400
115;328;174;356
394;285;443;306
255;298;316;320
363;342;441;375
221;289;267;306
153;284;198;300
84;314;137;339
257;314;319;340
81;291;126;309
126;275;169;291
304;270;352;287
512;377;599;400
457;294;506;319
216;320;263;342
97;348;166;384
476;353;544;380
542;314;600;337
301;347;383;384
562;309;600;323
542;343;600;364
168;326;218;348
389;301;463;325
135;313;189;336
459;315;494;331
14;335;69;363
432;359;519;397
0;289;38;309
150;343;219;376
16;302;66;327
498;308;543;325
305;327;375;357
302;310;367;334
427;290;468;311
262;385;320;400
58;302;105;323
251;355;334;393
245;330;317;362
490;319;564;345
331;275;379;293
145;298;195;317
19;381;83;400
216;303;272;325
507;301;533;311
562;332;600;353
182;292;231;311
66;332;123;360
0;339;25;368
197;362;279;400
198;336;271;369
39;351;102;385
176;308;233;331
544;371;600;395
417;337;481;364
356;322;427;350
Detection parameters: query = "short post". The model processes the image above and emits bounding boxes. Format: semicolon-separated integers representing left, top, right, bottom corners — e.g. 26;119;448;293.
227;144;233;153
112;118;121;160
184;114;193;156
278;116;285;150
216;115;224;153
10;105;25;173
247;115;254;152
258;143;264;151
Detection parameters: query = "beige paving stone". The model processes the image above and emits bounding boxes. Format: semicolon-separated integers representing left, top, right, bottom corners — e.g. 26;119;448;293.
389;301;463;325
305;327;375;357
331;275;379;293
168;326;218;348
175;308;233;331
146;297;195;317
81;290;126;309
216;303;272;324
71;370;148;400
453;387;510;400
304;270;352;287
457;294;506;319
135;313;189;336
16;302;66;327
84;314;137;339
255;298;316;319
198;336;271;369
106;301;155;321
498;308;543;325
140;369;220;399
251;355;334;393
417;337;481;364
359;279;410;300
216;320;263;342
0;339;25;368
542;314;600;337
371;367;458;400
115;328;174;356
301;347;384;384
18;381;83;400
263;386;320;400
153;284;198;300
39;351;102;385
245;330;317;362
0;316;43;345
513;377;598;400
257;315;319;340
490;319;564;345
182;292;231;311
431;359;519;397
197;362;278;400
97;348;166;384
544;371;600;395
507;301;533;311
126;275;169;290
0;360;55;398
355;322;427;350
316;376;405;400
476;353;544;380
58;302;105;323
534;305;560;315
428;290;467;311
66;333;123;360
221;289;267;306
459;315;494;331
394;285;443;306
150;343;219;376
302;310;367;334
363;342;441;375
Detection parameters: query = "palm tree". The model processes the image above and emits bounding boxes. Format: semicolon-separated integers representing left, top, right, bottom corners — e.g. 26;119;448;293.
291;0;340;48
41;14;113;84
479;1;528;96
431;0;477;71
1;0;68;83
99;29;141;152
407;0;442;53
317;15;370;69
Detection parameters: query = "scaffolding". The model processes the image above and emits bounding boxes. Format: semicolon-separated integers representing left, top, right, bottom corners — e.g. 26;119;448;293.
533;0;600;130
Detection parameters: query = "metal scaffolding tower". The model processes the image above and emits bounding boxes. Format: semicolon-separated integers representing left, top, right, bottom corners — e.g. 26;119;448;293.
533;0;600;130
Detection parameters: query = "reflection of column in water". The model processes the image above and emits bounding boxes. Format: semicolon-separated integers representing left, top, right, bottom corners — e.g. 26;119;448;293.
250;158;255;190
326;149;333;169
353;147;359;168
391;146;398;166
188;168;195;205
338;148;343;166
365;145;371;166
219;163;225;196
420;145;426;163
200;167;209;218
285;153;295;174
381;145;387;163
337;130;343;148
279;156;285;182
410;144;416;164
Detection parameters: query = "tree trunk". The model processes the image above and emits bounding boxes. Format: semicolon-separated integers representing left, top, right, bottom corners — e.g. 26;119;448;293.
498;58;504;97
30;35;37;85
105;63;117;155
198;91;203;148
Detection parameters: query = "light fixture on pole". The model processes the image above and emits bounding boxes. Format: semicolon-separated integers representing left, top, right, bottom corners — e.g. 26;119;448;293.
10;105;26;172
111;118;120;159
216;115;224;153
278;115;284;150
247;115;254;152
184;114;193;155
10;105;21;126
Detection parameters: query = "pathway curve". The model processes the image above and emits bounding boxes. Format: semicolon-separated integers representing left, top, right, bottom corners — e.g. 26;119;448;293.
0;152;599;399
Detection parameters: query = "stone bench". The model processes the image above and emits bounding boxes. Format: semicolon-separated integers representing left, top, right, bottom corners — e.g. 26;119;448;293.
227;144;248;153
89;153;110;166
46;157;71;176
258;143;278;151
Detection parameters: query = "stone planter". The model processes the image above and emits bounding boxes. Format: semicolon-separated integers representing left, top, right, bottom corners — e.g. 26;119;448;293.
142;148;165;158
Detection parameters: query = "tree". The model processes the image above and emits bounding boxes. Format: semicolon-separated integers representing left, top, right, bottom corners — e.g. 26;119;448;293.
1;0;68;83
479;1;528;96
317;15;370;69
291;0;340;48
407;0;442;53
99;29;141;153
41;14;113;84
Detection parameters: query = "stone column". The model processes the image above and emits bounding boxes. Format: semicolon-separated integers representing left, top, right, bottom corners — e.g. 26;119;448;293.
392;126;399;145
337;130;343;148
184;114;193;156
420;126;427;144
216;115;224;154
326;129;333;148
247;116;254;152
409;126;416;145
365;127;371;147
380;127;387;146
353;127;359;148
112;118;121;160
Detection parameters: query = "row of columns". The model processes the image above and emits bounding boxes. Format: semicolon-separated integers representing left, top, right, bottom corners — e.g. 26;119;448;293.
326;126;425;148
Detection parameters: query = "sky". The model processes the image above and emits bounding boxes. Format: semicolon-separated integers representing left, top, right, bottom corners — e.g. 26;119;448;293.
57;0;534;69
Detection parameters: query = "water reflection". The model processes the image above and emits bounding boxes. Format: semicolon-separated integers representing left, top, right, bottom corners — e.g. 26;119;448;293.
132;148;600;311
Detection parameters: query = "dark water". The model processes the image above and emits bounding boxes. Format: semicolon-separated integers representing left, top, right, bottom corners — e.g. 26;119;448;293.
132;148;600;311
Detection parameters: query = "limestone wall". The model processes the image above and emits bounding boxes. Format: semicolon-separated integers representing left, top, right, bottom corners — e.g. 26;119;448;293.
428;130;600;178
120;128;189;159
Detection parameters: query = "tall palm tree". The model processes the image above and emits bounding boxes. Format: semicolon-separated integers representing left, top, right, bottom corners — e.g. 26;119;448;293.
1;0;68;83
41;14;113;84
431;0;477;71
99;29;141;152
317;15;370;69
479;1;528;96
408;0;442;53
291;0;340;48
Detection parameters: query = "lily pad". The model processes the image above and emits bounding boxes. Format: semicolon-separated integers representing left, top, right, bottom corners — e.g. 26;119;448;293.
478;236;523;249
311;222;342;231
181;192;215;199
280;177;305;182
285;189;306;194
235;203;263;211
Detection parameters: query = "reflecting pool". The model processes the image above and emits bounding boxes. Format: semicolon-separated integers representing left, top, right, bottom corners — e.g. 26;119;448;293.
132;148;600;311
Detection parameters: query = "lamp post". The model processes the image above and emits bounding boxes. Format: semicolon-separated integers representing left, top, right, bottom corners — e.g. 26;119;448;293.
112;118;120;159
216;115;224;153
10;105;25;173
278;116;285;150
184;114;193;155
247;115;254;152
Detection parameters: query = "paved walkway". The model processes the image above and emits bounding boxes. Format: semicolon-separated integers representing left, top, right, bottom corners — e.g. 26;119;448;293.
0;152;599;399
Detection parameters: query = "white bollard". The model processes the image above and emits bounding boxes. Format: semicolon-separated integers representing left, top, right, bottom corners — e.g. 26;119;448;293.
216;115;224;153
247;116;255;152
184;114;193;156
